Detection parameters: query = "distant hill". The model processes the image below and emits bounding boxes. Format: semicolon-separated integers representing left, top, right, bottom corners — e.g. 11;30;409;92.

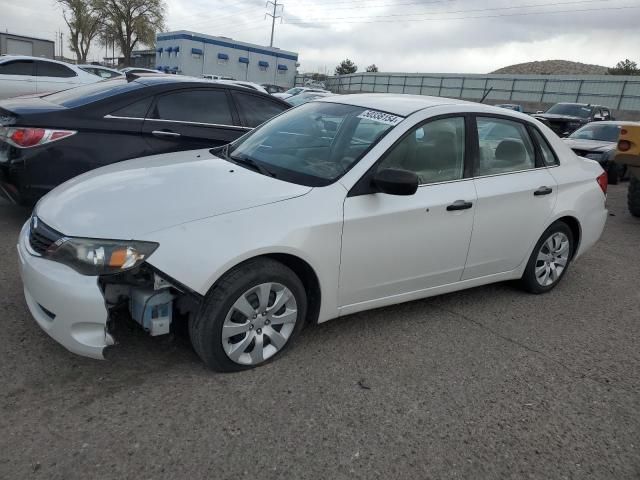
491;60;609;75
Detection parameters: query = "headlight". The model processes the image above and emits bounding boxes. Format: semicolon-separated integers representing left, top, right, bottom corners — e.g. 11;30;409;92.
46;238;159;276
585;152;603;161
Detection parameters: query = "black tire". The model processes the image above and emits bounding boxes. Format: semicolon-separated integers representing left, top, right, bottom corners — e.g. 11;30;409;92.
520;221;574;294
607;162;619;185
628;176;640;218
189;258;307;372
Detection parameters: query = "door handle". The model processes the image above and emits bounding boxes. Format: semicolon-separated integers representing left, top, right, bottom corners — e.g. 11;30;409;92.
534;186;553;196
446;200;473;211
152;130;181;138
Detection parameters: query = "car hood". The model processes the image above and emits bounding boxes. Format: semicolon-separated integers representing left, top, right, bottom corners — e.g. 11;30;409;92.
533;114;586;122
563;138;615;152
36;148;312;238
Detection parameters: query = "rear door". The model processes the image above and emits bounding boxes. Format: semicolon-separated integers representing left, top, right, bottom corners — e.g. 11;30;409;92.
230;90;289;128
142;87;248;153
463;115;558;280
0;59;36;99
35;61;79;94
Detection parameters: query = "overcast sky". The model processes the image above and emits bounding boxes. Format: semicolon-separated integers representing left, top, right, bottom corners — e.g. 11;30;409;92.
2;0;640;73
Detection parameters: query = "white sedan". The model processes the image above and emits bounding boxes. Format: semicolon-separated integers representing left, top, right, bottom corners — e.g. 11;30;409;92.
17;94;608;371
0;55;102;100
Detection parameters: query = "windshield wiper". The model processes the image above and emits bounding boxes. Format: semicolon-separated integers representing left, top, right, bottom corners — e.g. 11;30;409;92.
229;153;277;178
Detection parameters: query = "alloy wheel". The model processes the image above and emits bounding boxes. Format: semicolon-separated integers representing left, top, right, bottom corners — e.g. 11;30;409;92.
534;232;570;287
222;282;298;365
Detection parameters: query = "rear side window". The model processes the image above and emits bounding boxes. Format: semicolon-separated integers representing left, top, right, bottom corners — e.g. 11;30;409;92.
110;97;153;119
81;67;120;79
232;91;287;128
476;117;536;176
152;89;234;125
531;128;560;166
0;60;34;76
36;61;76;78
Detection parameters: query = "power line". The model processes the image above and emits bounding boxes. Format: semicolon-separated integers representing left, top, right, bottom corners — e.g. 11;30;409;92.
289;0;618;22
284;4;640;25
266;0;284;47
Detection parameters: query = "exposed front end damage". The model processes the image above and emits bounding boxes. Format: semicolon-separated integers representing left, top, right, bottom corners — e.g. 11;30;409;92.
99;264;201;357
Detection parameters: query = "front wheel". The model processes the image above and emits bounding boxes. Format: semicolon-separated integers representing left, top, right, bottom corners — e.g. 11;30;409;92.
190;259;307;372
520;222;574;294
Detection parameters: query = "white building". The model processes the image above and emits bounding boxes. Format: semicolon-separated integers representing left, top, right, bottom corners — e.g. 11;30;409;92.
155;31;298;87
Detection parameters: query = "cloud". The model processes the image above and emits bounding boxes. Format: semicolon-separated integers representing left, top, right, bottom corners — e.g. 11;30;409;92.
1;0;639;73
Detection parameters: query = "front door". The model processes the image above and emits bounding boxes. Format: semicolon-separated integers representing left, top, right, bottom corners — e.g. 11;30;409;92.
340;116;476;307
0;59;36;99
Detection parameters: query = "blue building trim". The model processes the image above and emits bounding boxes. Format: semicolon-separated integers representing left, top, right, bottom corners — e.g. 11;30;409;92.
277;64;288;71
239;56;249;64
191;48;203;55
157;33;298;61
217;52;229;60
259;60;269;67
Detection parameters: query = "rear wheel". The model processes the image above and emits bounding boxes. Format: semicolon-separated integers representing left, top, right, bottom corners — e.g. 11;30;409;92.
190;258;307;372
607;162;619;185
628;176;640;218
520;221;574;294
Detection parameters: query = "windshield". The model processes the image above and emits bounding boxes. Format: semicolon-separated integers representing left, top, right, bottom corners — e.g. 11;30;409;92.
44;79;142;107
546;104;592;118
284;87;304;96
569;124;621;142
223;102;403;186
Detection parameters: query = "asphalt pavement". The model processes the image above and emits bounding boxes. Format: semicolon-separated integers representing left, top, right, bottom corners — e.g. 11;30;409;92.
0;185;638;479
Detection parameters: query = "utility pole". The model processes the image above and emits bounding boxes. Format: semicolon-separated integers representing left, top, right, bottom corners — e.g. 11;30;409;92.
266;0;283;47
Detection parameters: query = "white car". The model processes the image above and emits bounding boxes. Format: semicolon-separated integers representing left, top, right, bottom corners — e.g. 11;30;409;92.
18;94;608;372
273;86;330;99
207;79;268;94
0;55;101;100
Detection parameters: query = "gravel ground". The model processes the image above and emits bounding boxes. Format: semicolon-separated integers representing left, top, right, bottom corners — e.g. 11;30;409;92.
0;185;638;480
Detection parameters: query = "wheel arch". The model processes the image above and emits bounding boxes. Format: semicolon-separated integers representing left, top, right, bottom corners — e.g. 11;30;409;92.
208;252;322;326
551;215;582;258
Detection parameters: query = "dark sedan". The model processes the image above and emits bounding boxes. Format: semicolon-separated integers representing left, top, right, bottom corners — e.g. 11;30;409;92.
563;121;632;184
0;75;290;204
532;103;614;137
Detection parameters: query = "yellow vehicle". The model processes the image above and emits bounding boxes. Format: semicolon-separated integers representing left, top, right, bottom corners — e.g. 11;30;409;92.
614;123;640;217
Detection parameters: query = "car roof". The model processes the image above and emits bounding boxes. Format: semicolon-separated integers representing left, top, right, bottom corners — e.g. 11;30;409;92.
315;93;477;116
0;55;78;67
586;120;640;126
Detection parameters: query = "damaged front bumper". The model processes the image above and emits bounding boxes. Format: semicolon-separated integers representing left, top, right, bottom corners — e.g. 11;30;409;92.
17;220;114;359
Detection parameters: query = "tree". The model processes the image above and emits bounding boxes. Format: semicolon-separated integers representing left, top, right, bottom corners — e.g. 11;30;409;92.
366;64;379;73
58;0;102;63
97;0;165;66
335;59;357;75
608;59;640;75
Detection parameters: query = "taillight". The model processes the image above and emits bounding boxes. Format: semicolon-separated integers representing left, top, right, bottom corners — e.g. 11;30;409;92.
618;139;631;152
4;127;76;148
596;171;608;195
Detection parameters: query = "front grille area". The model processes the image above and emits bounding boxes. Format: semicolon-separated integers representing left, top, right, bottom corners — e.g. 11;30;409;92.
29;217;63;255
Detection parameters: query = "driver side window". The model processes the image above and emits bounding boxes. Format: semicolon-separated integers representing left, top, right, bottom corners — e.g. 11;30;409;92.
378;117;466;184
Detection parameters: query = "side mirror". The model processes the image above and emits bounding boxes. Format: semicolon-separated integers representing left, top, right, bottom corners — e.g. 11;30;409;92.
373;169;419;196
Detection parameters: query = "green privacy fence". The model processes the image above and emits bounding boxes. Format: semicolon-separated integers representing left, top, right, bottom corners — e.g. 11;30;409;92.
295;73;640;112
